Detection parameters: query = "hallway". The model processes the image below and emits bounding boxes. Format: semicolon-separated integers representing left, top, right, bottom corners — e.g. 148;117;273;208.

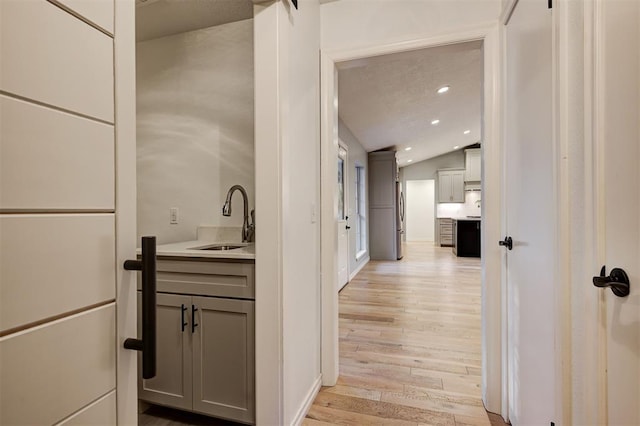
305;242;494;425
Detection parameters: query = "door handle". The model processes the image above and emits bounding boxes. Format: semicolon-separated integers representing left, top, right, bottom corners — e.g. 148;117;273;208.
123;236;157;380
593;266;630;297
498;236;513;250
346;225;351;230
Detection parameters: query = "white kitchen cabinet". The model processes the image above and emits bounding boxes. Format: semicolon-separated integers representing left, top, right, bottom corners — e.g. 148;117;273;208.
465;148;481;182
438;170;465;203
138;259;255;425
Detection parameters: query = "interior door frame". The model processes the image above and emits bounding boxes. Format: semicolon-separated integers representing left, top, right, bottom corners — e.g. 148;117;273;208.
320;23;505;415
114;0;138;423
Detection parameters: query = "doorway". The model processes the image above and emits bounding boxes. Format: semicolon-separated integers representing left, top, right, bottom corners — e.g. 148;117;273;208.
405;180;435;242
320;25;504;416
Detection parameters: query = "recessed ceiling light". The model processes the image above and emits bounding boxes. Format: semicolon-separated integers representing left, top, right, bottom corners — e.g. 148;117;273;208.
464;130;471;135
431;119;440;125
405;147;412;151
407;159;413;163
437;86;450;94
454;145;460;149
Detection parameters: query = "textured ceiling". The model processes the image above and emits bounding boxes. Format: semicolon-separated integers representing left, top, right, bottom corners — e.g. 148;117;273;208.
337;41;482;167
136;0;253;42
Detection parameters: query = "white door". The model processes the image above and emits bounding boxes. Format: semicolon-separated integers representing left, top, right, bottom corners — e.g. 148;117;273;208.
337;145;349;290
504;0;555;424
405;180;435;242
597;1;640;423
0;1;138;424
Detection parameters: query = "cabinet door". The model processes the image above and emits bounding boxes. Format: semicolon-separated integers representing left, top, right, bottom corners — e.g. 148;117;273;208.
192;297;255;424
451;171;465;202
438;172;453;202
139;293;192;410
465;149;482;182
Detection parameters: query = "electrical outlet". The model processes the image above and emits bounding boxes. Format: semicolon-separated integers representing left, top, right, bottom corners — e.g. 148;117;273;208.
170;207;179;224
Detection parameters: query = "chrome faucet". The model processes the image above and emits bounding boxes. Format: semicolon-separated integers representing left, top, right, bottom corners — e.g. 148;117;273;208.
222;185;255;242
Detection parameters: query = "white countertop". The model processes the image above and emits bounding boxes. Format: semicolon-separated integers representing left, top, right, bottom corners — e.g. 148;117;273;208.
152;240;255;260
438;216;482;221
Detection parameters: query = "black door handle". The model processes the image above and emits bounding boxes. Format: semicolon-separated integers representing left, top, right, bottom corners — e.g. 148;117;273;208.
346;225;351;230
498;236;513;250
593;266;630;297
123;236;157;380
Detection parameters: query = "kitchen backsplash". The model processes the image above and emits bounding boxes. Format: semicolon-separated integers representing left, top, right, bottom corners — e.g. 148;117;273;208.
437;191;482;218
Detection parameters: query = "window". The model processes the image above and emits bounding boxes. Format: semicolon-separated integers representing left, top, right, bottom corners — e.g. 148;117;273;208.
355;164;366;258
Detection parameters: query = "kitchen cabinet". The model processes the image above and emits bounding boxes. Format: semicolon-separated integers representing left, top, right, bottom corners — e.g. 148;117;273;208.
438;218;453;246
138;259;255;425
438;170;465;203
452;219;481;257
369;151;400;260
465;148;481;182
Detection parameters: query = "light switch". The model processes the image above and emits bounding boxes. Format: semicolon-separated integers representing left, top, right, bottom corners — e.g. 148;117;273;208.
170;207;179;224
310;202;317;224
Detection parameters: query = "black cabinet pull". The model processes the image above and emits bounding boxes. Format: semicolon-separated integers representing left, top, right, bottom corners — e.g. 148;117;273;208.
181;304;188;332
123;236;157;380
192;305;199;333
593;266;630;297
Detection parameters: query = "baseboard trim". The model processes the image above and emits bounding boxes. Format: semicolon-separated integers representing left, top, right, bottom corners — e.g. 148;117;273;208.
291;375;322;426
349;256;370;281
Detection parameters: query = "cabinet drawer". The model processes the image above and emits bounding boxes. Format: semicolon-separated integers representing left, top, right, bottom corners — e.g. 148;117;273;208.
140;260;255;300
441;236;453;244
440;224;453;234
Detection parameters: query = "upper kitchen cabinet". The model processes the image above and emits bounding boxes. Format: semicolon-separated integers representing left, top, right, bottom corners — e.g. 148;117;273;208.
464;148;481;182
438;169;465;203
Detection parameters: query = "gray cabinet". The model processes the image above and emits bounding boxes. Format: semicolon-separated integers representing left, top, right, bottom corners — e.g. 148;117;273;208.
192;296;254;424
368;151;399;260
464;148;481;182
139;259;255;425
438;170;465;203
438;218;453;247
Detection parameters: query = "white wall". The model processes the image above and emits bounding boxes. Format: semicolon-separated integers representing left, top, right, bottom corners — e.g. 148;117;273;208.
136;19;254;244
338;119;369;277
279;1;322;424
321;0;501;51
254;1;324;421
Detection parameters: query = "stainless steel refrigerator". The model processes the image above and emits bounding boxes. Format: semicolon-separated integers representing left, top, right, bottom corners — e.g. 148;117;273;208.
396;181;404;259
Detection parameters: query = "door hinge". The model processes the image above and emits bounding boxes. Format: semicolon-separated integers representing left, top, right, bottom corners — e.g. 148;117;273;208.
548;0;552;9
551;422;555;426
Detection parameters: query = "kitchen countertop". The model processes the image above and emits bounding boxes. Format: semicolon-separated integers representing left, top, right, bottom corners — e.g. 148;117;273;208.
151;240;255;260
439;216;482;221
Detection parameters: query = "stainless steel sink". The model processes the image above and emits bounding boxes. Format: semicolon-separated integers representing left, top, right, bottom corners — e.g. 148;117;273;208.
192;243;248;251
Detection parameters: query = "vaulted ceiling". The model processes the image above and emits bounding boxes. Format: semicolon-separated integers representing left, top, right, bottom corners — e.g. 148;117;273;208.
337;41;482;166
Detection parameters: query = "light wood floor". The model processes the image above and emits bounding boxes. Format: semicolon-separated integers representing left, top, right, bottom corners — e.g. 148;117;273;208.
304;242;500;426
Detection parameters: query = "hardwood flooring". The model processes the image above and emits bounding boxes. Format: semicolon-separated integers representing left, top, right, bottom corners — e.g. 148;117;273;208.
304;243;501;426
140;242;507;425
